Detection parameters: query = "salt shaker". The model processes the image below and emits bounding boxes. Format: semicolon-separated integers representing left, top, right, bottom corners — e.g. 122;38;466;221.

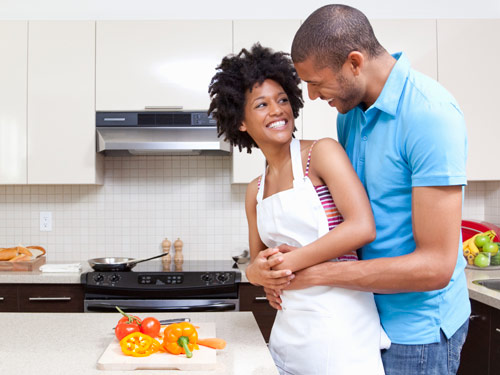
174;238;184;270
162;238;172;270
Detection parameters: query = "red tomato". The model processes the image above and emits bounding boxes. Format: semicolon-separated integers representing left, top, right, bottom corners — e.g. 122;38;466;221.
140;317;161;338
115;322;141;341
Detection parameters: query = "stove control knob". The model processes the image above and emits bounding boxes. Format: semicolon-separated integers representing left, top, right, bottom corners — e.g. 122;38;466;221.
109;274;121;283
217;272;229;283
93;274;105;283
201;273;213;283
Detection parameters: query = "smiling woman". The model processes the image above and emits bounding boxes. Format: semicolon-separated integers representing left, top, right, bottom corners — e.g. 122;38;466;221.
207;44;388;375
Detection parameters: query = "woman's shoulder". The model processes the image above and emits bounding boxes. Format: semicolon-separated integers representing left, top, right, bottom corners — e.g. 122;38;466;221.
300;137;341;154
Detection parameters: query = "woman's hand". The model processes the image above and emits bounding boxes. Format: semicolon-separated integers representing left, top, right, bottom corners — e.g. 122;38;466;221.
245;247;294;289
264;287;283;310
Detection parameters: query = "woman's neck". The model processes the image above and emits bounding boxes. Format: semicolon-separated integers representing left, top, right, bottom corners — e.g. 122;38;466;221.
260;139;293;177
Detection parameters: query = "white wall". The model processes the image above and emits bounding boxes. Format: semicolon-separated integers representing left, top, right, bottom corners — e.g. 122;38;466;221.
0;0;499;20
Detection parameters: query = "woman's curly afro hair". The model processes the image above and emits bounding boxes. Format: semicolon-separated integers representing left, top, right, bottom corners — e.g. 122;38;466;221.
208;43;303;153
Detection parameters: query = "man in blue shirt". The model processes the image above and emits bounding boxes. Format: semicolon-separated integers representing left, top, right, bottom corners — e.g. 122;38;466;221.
250;4;470;375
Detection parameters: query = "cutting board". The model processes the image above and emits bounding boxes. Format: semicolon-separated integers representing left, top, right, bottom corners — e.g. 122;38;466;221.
97;322;217;371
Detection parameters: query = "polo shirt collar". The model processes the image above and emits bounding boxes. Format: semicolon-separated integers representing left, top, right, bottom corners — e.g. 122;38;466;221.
368;52;410;116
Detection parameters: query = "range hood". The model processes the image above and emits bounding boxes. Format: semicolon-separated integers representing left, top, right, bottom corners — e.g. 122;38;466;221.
96;111;231;156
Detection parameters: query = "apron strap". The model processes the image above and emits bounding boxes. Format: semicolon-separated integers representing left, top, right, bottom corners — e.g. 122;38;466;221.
256;169;266;203
290;138;304;182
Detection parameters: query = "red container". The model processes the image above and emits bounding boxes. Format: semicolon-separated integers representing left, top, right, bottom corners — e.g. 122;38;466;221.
461;220;500;242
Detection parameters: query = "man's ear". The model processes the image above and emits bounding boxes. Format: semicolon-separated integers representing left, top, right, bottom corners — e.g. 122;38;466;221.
346;51;364;76
239;122;247;132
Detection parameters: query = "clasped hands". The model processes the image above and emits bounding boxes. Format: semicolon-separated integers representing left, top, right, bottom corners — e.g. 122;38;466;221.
245;244;296;310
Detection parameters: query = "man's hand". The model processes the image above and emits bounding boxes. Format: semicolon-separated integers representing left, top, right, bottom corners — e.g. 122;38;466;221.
245;247;294;289
264;287;283;310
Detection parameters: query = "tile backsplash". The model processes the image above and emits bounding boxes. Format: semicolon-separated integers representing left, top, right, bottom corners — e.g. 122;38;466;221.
0;156;498;263
0;156;248;262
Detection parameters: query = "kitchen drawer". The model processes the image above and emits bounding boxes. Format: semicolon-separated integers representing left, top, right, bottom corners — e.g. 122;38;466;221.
0;284;18;312
490;307;500;375
239;283;277;342
17;284;84;312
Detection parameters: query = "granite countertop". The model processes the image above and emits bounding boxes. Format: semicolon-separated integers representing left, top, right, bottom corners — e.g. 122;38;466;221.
0;311;278;375
2;261;500;310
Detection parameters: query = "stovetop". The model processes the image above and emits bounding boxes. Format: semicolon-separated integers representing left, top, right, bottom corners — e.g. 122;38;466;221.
82;260;241;290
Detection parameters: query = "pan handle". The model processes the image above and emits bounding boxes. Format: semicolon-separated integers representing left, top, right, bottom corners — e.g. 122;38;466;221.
127;253;169;266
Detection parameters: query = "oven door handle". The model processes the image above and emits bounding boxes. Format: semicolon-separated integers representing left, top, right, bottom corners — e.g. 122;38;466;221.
86;302;236;312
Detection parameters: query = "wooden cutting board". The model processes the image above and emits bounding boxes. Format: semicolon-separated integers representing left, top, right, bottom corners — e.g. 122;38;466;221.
97;322;217;371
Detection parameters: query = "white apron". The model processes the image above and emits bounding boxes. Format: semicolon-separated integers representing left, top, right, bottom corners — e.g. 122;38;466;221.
257;138;390;375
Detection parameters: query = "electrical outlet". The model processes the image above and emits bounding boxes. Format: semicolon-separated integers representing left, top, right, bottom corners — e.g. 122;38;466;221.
40;211;52;231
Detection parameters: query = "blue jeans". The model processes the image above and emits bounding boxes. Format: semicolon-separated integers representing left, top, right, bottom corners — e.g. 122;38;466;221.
381;319;469;375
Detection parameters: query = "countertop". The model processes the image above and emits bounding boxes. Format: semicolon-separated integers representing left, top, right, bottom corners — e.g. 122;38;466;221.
2;261;500;310
0;311;279;375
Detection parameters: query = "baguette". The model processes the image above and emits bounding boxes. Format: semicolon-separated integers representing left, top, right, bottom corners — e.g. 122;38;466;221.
0;248;18;261
17;245;33;257
27;245;46;257
9;254;32;262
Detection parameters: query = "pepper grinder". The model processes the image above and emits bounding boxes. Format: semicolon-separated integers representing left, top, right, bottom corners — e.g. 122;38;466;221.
174;238;184;271
161;238;172;270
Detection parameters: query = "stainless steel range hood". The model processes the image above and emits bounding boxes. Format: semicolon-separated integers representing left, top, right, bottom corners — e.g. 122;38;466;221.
96;111;231;156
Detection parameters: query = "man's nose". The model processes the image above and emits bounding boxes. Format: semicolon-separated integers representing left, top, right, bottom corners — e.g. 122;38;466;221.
307;83;319;100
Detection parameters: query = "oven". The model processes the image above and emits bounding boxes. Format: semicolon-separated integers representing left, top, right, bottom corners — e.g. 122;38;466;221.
81;260;241;313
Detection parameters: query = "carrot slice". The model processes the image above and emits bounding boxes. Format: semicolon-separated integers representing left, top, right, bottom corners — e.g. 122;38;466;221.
197;338;226;349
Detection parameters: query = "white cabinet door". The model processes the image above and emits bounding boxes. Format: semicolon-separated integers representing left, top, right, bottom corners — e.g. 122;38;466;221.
302;19;438;141
0;21;28;184
28;21;103;184
232;19;301;184
437;19;500;181
96;20;232;111
371;19;437;80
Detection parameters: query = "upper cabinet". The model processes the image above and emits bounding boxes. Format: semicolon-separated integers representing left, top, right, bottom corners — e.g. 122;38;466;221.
27;21;102;184
231;20;301;184
96;20;232;111
437;19;500;181
0;21;28;184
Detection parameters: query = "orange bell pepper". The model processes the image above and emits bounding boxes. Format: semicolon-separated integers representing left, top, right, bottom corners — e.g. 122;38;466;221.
162;322;199;358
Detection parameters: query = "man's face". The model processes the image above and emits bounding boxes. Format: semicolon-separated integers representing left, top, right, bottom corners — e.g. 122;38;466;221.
294;57;364;114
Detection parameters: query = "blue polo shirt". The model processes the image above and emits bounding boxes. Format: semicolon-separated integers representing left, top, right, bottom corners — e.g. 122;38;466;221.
337;52;470;344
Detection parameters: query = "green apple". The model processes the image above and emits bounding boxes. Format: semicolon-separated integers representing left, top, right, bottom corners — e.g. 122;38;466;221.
474;253;490;268
474;235;491;248
482;242;499;255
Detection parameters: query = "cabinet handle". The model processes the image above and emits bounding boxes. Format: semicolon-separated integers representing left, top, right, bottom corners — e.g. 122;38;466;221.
144;106;183;110
28;297;71;301
496;328;500;333
254;296;268;302
469;314;486;321
0;297;4;301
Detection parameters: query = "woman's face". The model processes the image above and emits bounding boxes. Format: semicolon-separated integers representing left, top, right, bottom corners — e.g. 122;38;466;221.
239;79;294;147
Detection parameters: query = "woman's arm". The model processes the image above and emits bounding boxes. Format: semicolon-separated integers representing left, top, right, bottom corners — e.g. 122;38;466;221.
274;138;376;273
244;178;294;288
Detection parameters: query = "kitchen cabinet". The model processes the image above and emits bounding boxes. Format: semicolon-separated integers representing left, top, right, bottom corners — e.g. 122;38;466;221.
0;284;84;312
437;19;500;181
0;21;28;184
96;20;232;111
301;19;438;141
458;299;500;375
239;283;277;342
231;20;302;184
27;21;103;184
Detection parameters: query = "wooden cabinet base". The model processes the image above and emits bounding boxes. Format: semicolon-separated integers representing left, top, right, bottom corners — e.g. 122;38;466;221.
239;283;277;342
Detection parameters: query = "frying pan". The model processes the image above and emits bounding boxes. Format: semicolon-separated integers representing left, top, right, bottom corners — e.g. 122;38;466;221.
88;253;169;272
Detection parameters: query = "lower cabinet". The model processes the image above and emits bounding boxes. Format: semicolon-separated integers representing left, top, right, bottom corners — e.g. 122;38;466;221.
0;284;84;312
458;299;500;375
239;283;277;342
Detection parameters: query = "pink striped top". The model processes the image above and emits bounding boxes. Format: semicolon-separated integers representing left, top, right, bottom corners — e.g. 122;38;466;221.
306;141;358;262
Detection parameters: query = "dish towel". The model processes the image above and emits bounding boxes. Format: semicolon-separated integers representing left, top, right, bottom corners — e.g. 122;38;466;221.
40;263;82;273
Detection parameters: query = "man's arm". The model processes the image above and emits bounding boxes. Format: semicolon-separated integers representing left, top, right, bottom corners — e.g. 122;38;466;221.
279;185;462;294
